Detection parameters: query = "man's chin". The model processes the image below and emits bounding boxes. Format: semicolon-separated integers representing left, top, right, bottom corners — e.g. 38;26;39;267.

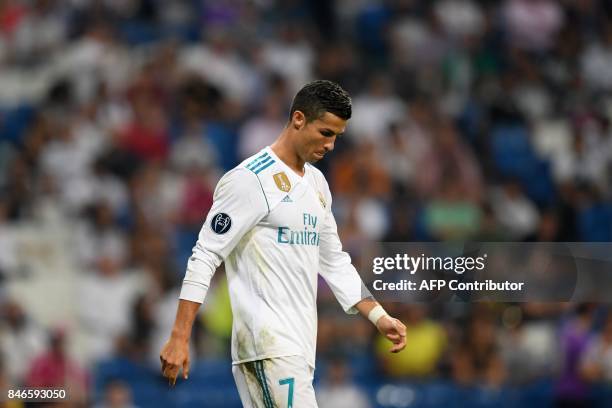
311;152;325;161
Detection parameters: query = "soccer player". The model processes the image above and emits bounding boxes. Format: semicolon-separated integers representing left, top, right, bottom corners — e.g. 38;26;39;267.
160;80;407;407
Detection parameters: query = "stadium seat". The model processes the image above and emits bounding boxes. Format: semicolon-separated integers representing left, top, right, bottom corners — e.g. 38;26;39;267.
0;105;36;144
578;203;612;241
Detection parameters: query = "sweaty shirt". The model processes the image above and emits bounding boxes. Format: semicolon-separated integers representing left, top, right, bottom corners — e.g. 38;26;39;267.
179;146;368;368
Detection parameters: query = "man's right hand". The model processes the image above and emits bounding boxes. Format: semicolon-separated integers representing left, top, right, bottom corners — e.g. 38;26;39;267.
160;337;190;386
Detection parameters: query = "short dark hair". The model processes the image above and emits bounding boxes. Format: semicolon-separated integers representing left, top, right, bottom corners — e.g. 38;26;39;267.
289;80;352;122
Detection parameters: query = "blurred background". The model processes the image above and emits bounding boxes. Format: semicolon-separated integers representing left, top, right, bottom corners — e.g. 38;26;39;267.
2;0;612;407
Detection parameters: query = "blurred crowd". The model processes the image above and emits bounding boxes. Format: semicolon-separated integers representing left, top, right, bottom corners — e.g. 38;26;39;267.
2;0;612;406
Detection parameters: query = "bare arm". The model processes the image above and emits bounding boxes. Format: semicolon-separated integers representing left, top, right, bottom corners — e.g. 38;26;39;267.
354;297;379;316
355;298;407;353
160;299;201;385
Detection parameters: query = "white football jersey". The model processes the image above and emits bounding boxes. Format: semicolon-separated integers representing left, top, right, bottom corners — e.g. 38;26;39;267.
179;146;368;368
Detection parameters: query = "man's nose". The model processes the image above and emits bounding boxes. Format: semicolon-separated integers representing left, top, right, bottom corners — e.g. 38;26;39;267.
324;138;336;152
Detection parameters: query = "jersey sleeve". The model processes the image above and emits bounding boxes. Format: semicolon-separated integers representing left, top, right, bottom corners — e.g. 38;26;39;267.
318;180;371;314
179;167;268;303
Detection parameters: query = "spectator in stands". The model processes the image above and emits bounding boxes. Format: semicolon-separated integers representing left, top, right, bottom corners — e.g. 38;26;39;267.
0;199;20;279
375;305;446;378
94;380;138;408
450;309;506;387
415;119;483;202
317;358;371;408
490;179;540;240
581;312;612;383
78;252;147;362
0;354;22;408
115;94;169;163
238;93;287;160
423;176;482;240
26;328;88;403
0;299;46;385
499;304;560;384
555;303;597;407
502;0;564;52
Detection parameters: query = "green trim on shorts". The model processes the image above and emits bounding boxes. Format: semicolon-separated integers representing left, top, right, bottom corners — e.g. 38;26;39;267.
254;360;275;408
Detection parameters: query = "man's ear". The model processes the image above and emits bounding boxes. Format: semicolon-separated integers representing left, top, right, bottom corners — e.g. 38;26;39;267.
292;111;306;130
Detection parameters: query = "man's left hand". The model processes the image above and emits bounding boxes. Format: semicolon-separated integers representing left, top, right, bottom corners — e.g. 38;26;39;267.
376;315;407;353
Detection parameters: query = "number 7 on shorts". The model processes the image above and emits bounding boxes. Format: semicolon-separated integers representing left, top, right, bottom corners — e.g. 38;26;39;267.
279;377;294;408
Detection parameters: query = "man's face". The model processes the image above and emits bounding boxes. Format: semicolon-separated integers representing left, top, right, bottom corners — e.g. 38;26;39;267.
293;111;347;163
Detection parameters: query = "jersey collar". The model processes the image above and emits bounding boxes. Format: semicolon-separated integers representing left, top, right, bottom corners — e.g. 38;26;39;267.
265;146;307;188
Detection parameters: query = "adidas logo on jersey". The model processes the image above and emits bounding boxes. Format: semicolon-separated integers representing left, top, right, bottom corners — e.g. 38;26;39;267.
281;195;293;203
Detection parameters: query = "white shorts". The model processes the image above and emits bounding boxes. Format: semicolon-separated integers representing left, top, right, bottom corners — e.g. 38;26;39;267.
232;356;318;408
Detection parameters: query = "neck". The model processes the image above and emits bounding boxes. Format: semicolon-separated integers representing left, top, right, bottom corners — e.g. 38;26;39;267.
271;129;305;175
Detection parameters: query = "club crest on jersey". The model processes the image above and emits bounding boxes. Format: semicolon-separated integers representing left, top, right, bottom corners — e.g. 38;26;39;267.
273;172;291;192
318;191;327;209
210;212;232;234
